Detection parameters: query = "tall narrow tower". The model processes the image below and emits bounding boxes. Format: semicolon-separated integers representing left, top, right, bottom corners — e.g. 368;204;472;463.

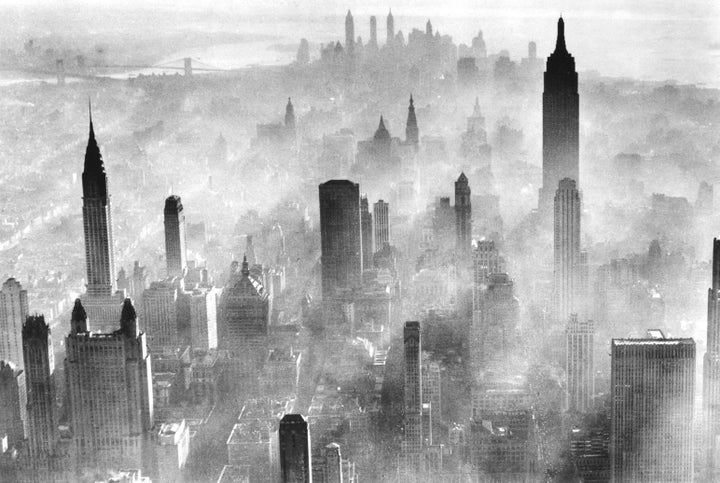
23;315;57;462
0;278;28;370
285;97;296;132
279;414;311;483
540;17;579;212
553;178;581;322
405;95;419;150
403;321;423;454
386;9;394;46
704;238;720;479
82;105;116;297
455;173;472;260
360;195;373;270
369;16;378;49
345;10;355;57
373;199;390;251
164;195;187;279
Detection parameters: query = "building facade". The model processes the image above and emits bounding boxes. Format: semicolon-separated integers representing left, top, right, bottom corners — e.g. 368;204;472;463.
554;177;581;322
566;315;594;413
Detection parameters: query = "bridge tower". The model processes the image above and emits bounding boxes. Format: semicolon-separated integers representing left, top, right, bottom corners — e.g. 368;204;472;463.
56;59;65;86
183;58;192;77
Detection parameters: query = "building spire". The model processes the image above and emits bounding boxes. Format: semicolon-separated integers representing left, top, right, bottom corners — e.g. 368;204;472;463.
555;16;567;54
88;98;94;138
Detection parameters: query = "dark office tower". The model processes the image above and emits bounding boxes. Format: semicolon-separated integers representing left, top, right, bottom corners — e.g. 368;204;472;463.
360;195;373;270
403;321;423;454
405;95;419;150
704;238;720;479
23;315;57;462
566;315;594;413
65;298;153;472
82;106;116;297
373;199;389;252
319;180;362;300
610;334;695;482
540;17;579;212
0;278;28;371
455;173;472;260
285;97;296;132
0;360;26;446
386;9;394;46
554;178;581;322
345;10;354;57
369;16;378;48
164;195;187;279
279;414;311;483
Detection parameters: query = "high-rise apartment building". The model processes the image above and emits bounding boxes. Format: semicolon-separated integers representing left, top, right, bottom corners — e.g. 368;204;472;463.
0;278;28;370
554;178;581;322
610;334;694;482
373;200;389;253
455;173;472;260
65;298;153;472
566;315;594;413
540;17;579;212
279;414;312;483
404;321;423;454
164;195;187;279
319;180;362;299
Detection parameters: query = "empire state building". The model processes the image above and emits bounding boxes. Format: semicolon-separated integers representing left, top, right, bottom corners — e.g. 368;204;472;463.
540;17;579;213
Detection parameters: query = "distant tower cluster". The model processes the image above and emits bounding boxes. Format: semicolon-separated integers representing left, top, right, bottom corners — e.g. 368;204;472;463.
553;177;581;322
540;17;579;212
610;333;695;482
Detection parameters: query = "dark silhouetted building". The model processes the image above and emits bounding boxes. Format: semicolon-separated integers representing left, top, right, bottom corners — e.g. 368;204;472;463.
279;414;311;482
705;238;720;479
610;333;694;482
405;95;419;150
164;195;187;279
361;196;373;271
319;180;362;299
455;173;472;260
540;17;579;212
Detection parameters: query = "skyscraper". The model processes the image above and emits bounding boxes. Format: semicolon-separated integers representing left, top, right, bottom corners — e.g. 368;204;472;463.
704;238;720;479
403;321;423;454
610;334;695;482
405;95;419;150
319;180;362;299
565;315;594;413
373;199;389;252
65;298;153;472
540;17;579;212
369;16;378;49
345;10;354;57
0;278;28;371
164;195;187;279
80;106;124;332
23;315;58;472
455;173;472;260
279;414;312;483
142;280;180;349
0;360;26;446
386;9;394;46
360;195;373;270
554;178;581;322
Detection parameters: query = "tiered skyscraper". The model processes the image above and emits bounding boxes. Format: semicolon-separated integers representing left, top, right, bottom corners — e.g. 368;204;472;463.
164;195;187;279
610;334;695;482
405;95;419;150
0;277;28;370
455;173;472;260
80;106;124;332
704;238;720;478
553;178;581;322
319;180;362;299
565;315;594;413
65;298;153;473
279;414;312;483
540;17;579;212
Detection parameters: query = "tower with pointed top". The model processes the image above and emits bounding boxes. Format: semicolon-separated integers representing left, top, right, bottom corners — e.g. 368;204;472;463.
705;238;720;478
405;95;419;150
80;105;125;332
540;17;579;213
373;115;392;159
65;298;153;473
455;173;472;260
345;10;355;57
369;16;378;49
386;9;394;46
425;19;433;36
